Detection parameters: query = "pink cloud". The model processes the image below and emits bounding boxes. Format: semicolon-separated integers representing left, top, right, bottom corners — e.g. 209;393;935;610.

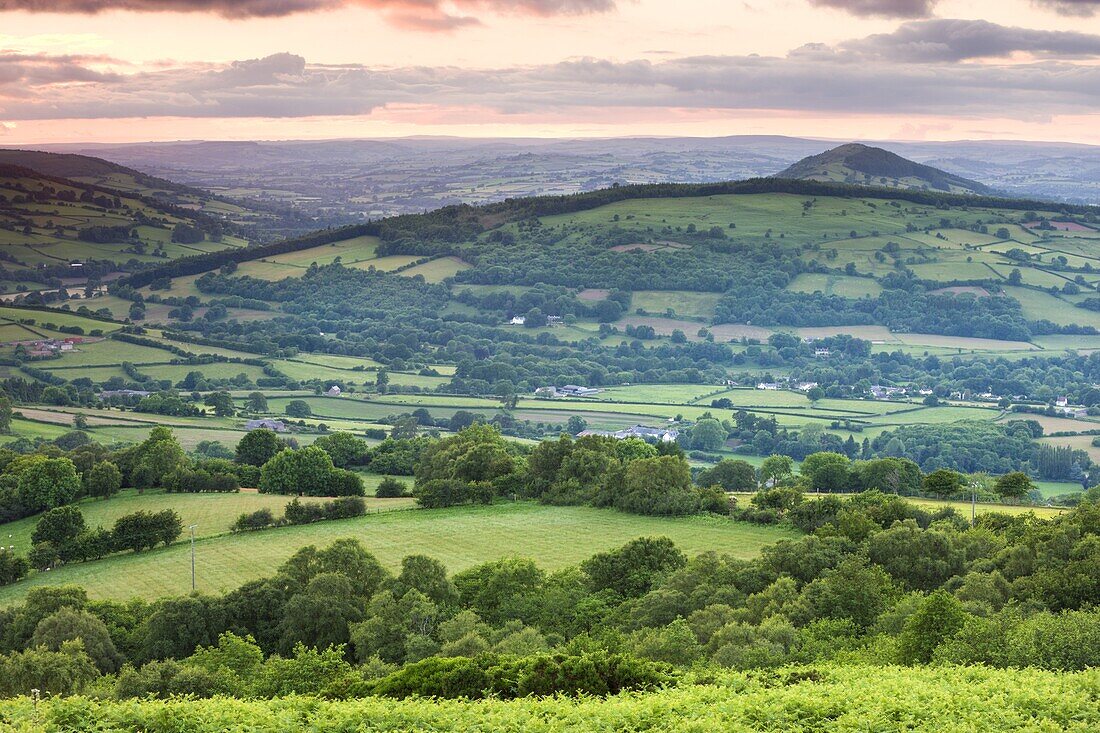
0;0;616;30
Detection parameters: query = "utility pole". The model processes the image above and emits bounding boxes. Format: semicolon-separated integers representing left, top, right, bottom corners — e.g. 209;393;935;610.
189;524;197;592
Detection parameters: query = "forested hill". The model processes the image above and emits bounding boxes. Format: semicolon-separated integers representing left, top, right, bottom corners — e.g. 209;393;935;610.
775;143;993;196
119;175;1096;289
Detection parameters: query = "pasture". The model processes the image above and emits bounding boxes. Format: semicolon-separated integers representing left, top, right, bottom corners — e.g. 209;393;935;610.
630;290;723;319
0;502;796;604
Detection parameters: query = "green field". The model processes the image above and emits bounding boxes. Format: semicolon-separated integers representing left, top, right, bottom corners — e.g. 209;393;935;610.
630;290;723;319
0;503;796;604
788;273;882;298
399;256;472;282
0;489;415;554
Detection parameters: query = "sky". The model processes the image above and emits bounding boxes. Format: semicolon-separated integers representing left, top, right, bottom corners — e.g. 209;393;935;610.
2;0;1100;144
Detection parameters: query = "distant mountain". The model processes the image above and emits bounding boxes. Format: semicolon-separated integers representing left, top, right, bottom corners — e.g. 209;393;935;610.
774;143;994;196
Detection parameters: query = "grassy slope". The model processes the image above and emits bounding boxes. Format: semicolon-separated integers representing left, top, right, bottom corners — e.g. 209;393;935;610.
0;502;796;605
0;488;417;554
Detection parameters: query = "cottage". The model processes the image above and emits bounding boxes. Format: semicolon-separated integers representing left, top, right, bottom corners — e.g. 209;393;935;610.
795;382;819;392
756;382;781;391
509;316;526;326
246;418;288;432
326;385;342;396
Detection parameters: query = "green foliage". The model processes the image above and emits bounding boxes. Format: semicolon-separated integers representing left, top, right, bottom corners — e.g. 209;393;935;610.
235;429;284;468
85;461;122;500
30;607;123;673
13;456;81;513
414;424;521;508
375;476;408;498
260;446;362;496
285;400;312;418
313;432;369;468
897;590;969;664
697;459;757;492
922;468;964;498
581;536;686;599
369;650;674;700
111;509;182;553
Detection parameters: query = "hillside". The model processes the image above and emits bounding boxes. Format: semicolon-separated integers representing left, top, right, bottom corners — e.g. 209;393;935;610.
1;176;1098;478
0;161;252;299
775;143;994;195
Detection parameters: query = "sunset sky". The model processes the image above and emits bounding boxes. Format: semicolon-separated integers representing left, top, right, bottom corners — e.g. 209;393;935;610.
2;0;1100;143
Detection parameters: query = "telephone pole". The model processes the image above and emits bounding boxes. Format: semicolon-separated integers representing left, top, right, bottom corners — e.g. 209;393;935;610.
189;524;197;592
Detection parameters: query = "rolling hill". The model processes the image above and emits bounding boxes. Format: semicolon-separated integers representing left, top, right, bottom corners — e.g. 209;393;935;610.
0;159;253;298
775;143;994;195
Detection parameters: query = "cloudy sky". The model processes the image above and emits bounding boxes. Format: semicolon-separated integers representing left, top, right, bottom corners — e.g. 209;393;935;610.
2;0;1100;143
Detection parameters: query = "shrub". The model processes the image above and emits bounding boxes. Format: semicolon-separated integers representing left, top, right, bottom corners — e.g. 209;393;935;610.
369;651;674;700
375;477;409;498
232;509;278;532
0;550;29;585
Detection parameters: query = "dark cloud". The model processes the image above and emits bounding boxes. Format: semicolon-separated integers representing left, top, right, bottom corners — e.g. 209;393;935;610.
1033;0;1100;16
839;19;1100;62
0;0;615;24
807;0;938;18
3;47;1100;122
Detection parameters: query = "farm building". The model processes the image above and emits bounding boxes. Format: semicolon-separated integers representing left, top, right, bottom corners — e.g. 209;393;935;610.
99;389;151;398
326;385;342;396
578;425;679;443
246;418;288;432
558;385;601;397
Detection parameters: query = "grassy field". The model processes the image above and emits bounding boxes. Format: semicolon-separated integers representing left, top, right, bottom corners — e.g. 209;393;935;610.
0;489;416;554
399;256;471;282
630;290;723;319
0;503;797;604
788;273;882;298
0;306;122;334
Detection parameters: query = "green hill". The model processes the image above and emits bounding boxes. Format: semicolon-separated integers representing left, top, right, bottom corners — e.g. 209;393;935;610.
0;161;251;297
775;143;993;195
